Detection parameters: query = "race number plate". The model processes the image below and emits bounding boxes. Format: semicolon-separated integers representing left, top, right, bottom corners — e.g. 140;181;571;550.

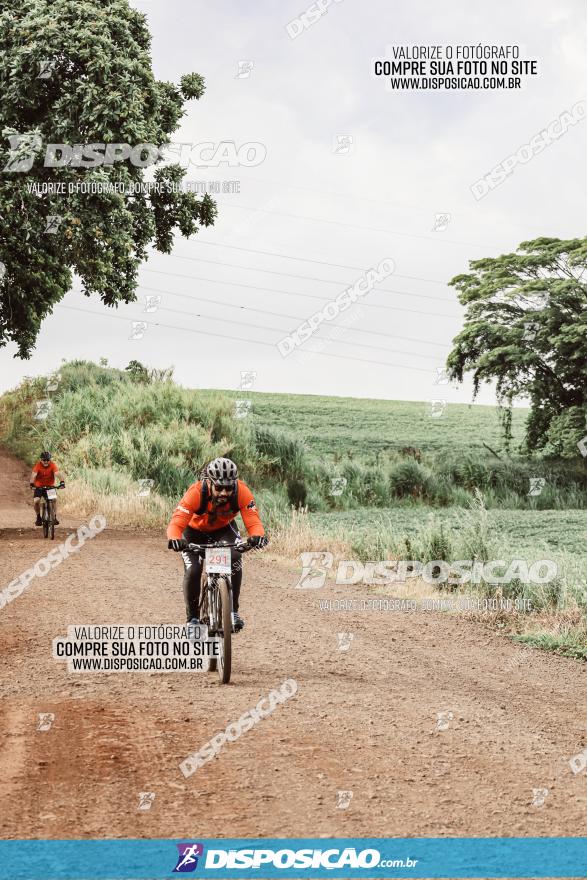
205;547;231;574
46;488;57;500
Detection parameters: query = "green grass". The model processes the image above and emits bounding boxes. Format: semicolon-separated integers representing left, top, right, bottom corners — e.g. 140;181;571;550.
214;389;529;459
514;631;587;661
1;359;585;656
308;507;587;557
202;388;586;510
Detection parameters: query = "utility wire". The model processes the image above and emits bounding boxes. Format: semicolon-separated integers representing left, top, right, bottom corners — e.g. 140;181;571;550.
141;268;459;319
137;282;450;349
57;303;437;374
157;251;457;304
178;238;453;286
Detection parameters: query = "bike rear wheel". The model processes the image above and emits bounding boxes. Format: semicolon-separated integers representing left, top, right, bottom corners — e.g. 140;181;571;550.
216;577;232;685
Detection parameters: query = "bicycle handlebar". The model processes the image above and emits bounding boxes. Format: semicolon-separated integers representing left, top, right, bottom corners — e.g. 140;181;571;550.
186;539;253;553
32;484;64;489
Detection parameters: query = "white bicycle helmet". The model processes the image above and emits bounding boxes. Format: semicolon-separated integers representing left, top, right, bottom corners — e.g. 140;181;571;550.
207;457;238;486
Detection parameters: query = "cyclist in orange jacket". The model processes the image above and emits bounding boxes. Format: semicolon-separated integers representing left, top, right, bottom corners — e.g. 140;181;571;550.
167;457;268;631
29;451;65;526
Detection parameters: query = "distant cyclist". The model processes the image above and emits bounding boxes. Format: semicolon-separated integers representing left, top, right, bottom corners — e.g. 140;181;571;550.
167;457;268;632
29;451;65;526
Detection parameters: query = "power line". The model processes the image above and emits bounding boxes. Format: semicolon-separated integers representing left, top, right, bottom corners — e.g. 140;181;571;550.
70;285;446;361
141;268;459;319
137;283;450;349
107;298;442;362
178;239;452;286
57;303;437;374
215;202;489;249
159;250;457;304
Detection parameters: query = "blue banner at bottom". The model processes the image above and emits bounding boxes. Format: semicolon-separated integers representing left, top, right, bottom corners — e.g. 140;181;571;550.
0;837;585;879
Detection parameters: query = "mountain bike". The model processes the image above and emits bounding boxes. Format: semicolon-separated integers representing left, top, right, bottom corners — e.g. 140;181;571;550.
187;539;252;684
39;485;64;540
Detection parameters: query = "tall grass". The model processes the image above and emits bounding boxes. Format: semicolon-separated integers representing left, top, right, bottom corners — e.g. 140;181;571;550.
1;361;585;655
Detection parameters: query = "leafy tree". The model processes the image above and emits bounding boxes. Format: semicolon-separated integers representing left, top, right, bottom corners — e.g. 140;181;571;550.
446;237;587;458
0;0;216;358
124;359;149;383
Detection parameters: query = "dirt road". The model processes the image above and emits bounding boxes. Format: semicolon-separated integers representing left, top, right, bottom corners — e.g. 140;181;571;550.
0;447;586;840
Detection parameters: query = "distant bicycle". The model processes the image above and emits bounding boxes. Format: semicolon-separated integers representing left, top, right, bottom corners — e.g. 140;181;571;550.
186;539;253;684
39;485;64;540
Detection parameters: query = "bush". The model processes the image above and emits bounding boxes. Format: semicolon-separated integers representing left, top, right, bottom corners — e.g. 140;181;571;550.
389;460;430;499
287;478;307;509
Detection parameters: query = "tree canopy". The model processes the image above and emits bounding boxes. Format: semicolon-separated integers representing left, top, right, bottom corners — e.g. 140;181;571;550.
0;0;216;357
446;236;587;458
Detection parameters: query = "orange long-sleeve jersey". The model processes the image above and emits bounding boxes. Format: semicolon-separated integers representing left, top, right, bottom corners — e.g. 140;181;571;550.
31;460;60;488
167;479;265;540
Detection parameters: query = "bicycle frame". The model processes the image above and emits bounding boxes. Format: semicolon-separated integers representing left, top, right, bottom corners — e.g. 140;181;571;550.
186;539;251;684
38;485;63;540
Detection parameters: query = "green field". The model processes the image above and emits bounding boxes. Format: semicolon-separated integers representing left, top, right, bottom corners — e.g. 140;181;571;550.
309;507;587;557
213;389;529;461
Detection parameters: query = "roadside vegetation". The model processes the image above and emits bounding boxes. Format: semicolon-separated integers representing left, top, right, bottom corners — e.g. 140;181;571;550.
0;359;585;657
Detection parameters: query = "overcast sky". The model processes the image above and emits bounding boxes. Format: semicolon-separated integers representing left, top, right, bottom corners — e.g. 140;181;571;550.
1;0;585;405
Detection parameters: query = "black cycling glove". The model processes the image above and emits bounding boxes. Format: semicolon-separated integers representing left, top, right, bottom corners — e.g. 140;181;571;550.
168;538;187;552
249;535;269;549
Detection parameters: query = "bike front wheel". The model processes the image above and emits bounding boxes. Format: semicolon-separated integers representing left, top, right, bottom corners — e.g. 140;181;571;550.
216;577;232;685
42;501;49;539
49;500;55;540
198;580;217;673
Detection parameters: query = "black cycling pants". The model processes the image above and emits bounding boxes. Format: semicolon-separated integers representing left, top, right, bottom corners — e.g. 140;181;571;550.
180;523;243;622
